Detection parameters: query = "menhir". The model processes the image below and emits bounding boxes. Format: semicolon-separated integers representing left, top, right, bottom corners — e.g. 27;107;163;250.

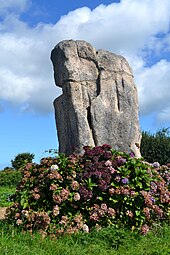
51;40;141;157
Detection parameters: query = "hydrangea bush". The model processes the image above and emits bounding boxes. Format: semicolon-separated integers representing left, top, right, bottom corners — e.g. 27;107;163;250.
6;145;170;236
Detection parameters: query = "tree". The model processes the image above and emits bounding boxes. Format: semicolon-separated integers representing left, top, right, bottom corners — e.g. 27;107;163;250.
11;152;35;170
140;127;170;165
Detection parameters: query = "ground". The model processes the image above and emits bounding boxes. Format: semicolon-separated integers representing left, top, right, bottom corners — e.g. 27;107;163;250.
0;207;7;219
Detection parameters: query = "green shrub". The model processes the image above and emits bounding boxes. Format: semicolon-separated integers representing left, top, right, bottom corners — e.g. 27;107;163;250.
141;128;170;165
0;186;16;207
6;145;170;237
11;152;35;170
0;169;22;187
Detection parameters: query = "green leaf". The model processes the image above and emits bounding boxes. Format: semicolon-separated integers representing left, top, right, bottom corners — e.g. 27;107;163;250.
109;197;118;203
23;202;29;209
85;178;97;190
111;182;119;188
21;197;25;207
135;210;140;216
98;196;103;201
137;182;143;189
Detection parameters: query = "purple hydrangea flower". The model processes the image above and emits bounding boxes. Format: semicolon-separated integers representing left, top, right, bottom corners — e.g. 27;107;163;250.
150;197;156;203
117;157;127;165
152;162;160;168
121;178;129;184
129;152;135;158
102;144;112;150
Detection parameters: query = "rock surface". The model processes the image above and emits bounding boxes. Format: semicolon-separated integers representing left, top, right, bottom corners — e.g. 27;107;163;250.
51;40;141;157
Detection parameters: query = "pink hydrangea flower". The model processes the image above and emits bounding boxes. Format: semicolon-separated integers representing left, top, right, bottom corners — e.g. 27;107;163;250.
105;160;112;167
101;203;107;211
71;181;79;190
74;192;81;201
53;205;60;216
108;208;116;217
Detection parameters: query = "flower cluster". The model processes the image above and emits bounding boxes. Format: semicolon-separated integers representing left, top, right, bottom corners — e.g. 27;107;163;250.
5;146;170;237
89;203;116;225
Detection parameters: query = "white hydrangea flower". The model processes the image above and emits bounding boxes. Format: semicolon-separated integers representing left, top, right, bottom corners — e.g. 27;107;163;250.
82;224;89;233
51;164;59;170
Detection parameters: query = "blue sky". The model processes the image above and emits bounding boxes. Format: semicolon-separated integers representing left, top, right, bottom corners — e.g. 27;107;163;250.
0;0;170;168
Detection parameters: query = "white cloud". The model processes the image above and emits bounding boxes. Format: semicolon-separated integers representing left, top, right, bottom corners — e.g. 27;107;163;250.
0;0;170;123
158;107;170;123
0;12;61;113
148;33;170;55
0;0;29;15
63;0;170;54
135;59;170;115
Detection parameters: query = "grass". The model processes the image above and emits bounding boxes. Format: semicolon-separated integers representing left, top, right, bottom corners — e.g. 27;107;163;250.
0;220;170;255
0;185;170;254
0;186;16;207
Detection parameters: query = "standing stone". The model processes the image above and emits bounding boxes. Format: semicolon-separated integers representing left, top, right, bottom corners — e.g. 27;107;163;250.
51;40;141;157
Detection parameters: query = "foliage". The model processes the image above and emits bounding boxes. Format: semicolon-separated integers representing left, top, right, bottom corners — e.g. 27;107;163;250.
11;152;35;170
0;186;16;207
6;145;170;237
3;167;14;171
0;169;22;187
141;127;170;165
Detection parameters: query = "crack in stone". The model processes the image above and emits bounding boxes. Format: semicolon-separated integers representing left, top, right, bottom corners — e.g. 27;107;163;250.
96;70;101;96
122;78;125;90
115;79;120;112
75;42;101;97
86;106;96;146
60;73;131;89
